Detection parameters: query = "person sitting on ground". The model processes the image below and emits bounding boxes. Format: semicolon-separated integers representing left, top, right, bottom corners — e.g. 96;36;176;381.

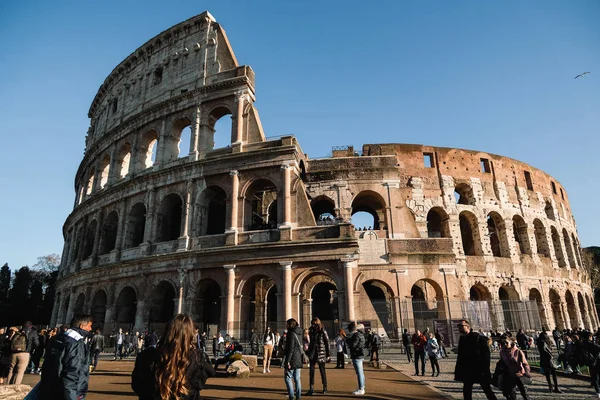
213;341;243;371
132;314;214;400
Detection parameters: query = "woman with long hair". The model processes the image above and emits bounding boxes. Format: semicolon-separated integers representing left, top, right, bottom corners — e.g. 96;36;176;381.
537;331;562;394
335;329;346;368
262;326;275;373
306;317;330;396
425;332;440;377
132;314;214;400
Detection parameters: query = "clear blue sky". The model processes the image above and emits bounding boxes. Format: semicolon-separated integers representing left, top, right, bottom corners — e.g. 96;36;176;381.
0;1;598;269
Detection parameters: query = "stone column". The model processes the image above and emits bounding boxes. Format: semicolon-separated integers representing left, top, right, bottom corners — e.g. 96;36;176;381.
190;105;201;161
224;265;236;334
280;164;292;227
177;269;187;314
91;211;103;265
134;300;145;331
65;291;76;325
228;171;239;231
50;292;61;327
233;92;247;145
281;261;293;320
141;189;155;253
114;200;128;259
342;256;358;322
107;145;117;186
178;180;194;251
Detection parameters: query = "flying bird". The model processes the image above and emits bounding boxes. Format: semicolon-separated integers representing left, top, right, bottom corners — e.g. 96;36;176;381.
575;72;590;79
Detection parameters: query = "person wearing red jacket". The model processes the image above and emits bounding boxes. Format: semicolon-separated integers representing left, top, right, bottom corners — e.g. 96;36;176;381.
411;330;428;376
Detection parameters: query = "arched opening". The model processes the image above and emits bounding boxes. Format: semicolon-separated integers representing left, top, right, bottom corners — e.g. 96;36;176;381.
551;226;566;267
529;288;548;330
533;219;550;257
352;211;374;231
467;284;495;331
562;229;576;268
149;281;176;326
241;275;278;334
454;183;475;205
351;190;387;231
487;212;510;258
73;293;85;315
545;200;555;221
469;284;491;301
311;282;339;333
99;211;119;255
115;286;137;326
157;193;183;242
163;118;192;163
115;143;131;179
410;279;445;332
193;279;221;334
63;295;70;323
498;286;520;331
299;160;307;181
91;290;107;329
243;179;278;231
211;108;233;150
578;292;591;330
198;186;227;235
565;290;578;329
99;154;110;189
82;220;98;259
124;203;146;248
138;130;159;170
86;168;95;195
512;215;531;255
549;289;564;330
311;196;336;225
589;294;599;328
363;280;394;337
572;234;583;267
426;207;450;238
459;211;482;256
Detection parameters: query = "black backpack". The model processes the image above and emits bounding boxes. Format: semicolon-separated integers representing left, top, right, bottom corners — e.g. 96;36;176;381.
11;332;27;353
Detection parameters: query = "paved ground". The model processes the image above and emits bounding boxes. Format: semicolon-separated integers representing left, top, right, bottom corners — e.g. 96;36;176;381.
387;354;600;400
19;357;445;400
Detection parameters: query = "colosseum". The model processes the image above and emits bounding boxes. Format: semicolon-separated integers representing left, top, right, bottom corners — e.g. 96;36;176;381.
51;12;596;344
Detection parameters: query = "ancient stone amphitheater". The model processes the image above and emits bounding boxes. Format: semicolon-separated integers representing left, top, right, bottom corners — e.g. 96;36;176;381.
52;12;596;342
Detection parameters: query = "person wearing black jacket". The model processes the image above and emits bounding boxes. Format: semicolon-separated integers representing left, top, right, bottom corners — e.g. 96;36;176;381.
306;317;330;396
283;318;303;400
402;328;413;362
90;328;105;372
40;314;93;400
346;322;366;396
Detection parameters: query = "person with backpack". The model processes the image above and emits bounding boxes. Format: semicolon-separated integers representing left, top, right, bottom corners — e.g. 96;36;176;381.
40;314;94;400
90;328;105;372
6;326;32;384
346;322;367;396
402;328;413;363
581;331;600;398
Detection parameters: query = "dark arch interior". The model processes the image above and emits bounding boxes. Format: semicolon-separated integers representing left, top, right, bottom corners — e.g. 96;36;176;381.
100;211;119;254
116;287;137;324
158;194;182;241
487;215;501;257
149;281;176;323
311;196;336;223
194;279;221;327
312;282;338;322
427;208;449;238
83;220;98;259
245;180;278;230
454;184;474;205
73;294;85;315
459;213;476;256
125;203;146;248
91;291;107;328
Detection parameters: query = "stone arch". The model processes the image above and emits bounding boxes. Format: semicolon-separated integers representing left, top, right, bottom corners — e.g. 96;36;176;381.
99;153;111;189
545;200;556;221
242;178;278;230
578;292;591;330
163;117;193;163
454;183;475;205
239;273;279;334
565;290;578;329
529;288;548;330
588;294;598;329
115;286;137;325
572;234;583;267
192;278;222;332
549;289;564;330
466;283;496;331
410;278;446;332
197;185;227;235
99;211;119;255
124;202;146;248
115;142;132;179
148;280;176;324
91;289;107;328
562;229;576;268
459;211;483;256
73;292;85;315
86;167;95;195
487;212;510;257
157;193;183;242
362;279;395;336
311;195;336;223
351;190;388;230
137;129;159;171
82;219;98;259
533;219;550;257
426;207;450;238
498;285;520;331
469;283;492;301
512;215;532;255
550;226;566;267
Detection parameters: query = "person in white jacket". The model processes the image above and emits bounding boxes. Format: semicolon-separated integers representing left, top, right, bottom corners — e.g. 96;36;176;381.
425;332;440;377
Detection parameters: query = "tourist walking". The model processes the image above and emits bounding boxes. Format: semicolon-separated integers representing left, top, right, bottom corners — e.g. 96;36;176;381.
6;325;35;385
40;314;94;400
497;336;530;400
335;329;347;368
0;327;17;385
249;329;259;355
132;314;214;400
112;328;125;360
346;322;367;396
306;317;330;395
90;328;104;372
283;318;303;400
435;329;447;358
402;328;413;363
454;319;497;400
411;329;427;376
263;326;275;373
425;332;440;377
537;331;562;393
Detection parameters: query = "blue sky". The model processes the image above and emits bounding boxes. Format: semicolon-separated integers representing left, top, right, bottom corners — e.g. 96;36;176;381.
0;1;598;269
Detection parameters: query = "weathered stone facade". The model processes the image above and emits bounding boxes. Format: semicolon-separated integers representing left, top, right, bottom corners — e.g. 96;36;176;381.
52;12;597;339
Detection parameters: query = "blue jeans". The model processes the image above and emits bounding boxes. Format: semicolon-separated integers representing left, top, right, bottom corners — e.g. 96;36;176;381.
284;368;302;399
352;359;365;390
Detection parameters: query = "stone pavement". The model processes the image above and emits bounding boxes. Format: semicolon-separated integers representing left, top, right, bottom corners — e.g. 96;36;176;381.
387;355;600;400
19;357;446;399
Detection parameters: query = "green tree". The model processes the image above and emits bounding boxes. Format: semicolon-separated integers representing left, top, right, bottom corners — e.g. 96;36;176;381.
33;254;61;324
9;266;33;324
0;263;10;300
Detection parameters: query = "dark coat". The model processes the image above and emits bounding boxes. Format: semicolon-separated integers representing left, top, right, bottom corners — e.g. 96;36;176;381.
284;326;304;370
454;331;492;383
537;336;554;369
25;328;40;353
40;328;91;400
91;333;104;352
347;330;366;360
132;347;214;400
308;327;330;363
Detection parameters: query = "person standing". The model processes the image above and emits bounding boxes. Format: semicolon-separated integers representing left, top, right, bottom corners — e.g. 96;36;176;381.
498;336;530;400
0;327;17;385
346;322;366;396
40;314;94;400
6;325;35;384
217;333;224;355
537;331;562;393
581;331;600;398
132;314;214;400
402;328;413;363
411;329;427;376
454;319;498;400
212;335;218;359
90;328;104;372
335;329;347;368
426;332;440;377
435;329;447;358
263;327;275;373
31;329;46;374
552;327;561;350
283;318;303;400
306;317;330;395
249;329;259;355
370;332;381;364
112;328;125;360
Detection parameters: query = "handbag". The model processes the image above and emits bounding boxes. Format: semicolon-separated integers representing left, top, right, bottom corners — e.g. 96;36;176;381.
518;375;532;385
293;333;309;364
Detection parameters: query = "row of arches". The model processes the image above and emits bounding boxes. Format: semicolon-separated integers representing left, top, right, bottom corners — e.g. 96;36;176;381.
427;207;582;268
